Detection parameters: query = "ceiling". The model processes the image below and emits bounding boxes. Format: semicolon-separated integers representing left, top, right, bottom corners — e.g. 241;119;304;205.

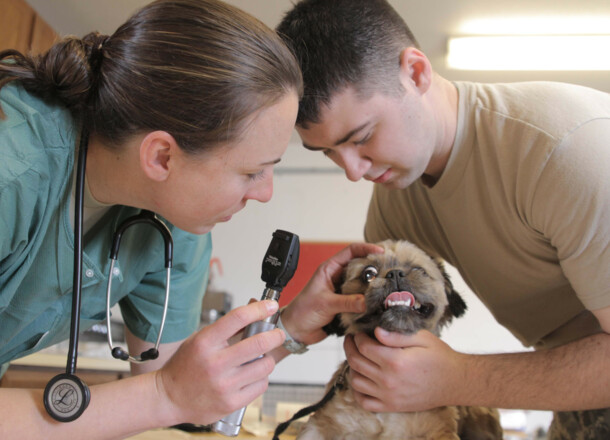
26;0;610;92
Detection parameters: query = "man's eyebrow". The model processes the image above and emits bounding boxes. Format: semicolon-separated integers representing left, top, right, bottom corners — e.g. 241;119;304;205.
302;122;369;151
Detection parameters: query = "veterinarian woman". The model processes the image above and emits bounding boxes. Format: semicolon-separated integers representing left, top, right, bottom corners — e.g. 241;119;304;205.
0;0;380;437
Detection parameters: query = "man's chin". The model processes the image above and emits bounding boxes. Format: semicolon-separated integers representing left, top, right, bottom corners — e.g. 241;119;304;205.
382;178;410;190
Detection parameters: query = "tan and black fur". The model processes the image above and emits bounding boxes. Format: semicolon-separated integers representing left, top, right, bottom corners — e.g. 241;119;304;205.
297;240;502;440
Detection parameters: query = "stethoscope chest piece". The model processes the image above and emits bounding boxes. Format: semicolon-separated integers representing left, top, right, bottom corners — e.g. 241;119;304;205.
44;373;91;422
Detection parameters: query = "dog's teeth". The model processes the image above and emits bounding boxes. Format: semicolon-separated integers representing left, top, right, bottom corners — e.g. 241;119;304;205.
414;301;421;310
388;298;413;308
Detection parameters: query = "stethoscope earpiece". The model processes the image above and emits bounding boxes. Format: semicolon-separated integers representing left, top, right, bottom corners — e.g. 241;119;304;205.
140;348;159;361
111;346;130;361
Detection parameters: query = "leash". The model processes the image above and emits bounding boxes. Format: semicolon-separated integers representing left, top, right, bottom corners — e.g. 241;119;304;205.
272;364;349;440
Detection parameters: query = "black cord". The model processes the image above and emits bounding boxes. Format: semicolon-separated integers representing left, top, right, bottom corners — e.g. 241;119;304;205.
66;129;89;375
272;368;347;440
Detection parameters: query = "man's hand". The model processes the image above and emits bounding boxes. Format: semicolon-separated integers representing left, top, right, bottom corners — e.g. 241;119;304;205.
344;328;466;412
281;242;384;346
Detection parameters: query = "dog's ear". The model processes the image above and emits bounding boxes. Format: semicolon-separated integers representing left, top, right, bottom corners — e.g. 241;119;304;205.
436;259;467;319
323;314;346;337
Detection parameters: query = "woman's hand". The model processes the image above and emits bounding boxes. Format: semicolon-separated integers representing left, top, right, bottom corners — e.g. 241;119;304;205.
155;300;285;425
281;242;384;346
344;328;468;412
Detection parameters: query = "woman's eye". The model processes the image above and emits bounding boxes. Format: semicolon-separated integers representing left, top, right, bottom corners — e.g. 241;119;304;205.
361;265;378;283
247;169;266;181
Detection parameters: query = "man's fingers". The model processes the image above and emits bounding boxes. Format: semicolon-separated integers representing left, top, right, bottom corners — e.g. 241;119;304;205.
331;243;384;267
336;292;366;314
374;327;429;348
326;243;384;284
344;334;382;372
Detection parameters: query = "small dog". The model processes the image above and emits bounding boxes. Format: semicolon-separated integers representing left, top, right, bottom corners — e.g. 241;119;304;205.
295;240;503;440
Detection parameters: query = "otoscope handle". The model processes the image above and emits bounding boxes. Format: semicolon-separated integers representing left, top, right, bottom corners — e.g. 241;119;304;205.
212;229;299;437
212;289;280;436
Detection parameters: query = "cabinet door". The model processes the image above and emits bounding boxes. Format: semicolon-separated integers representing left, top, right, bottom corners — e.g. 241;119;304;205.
31;12;58;53
0;0;57;54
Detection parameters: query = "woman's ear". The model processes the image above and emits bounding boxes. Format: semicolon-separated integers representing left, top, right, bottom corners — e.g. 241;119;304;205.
139;131;180;182
398;47;433;95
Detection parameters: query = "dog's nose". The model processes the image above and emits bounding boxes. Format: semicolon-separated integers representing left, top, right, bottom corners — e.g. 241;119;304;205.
385;270;406;279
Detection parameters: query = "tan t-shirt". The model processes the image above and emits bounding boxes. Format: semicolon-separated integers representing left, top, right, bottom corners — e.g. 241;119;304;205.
365;81;610;349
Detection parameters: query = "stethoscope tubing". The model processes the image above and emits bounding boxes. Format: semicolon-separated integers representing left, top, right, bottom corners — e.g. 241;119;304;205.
47;125;174;422
105;261;171;363
67;129;174;370
66;128;89;376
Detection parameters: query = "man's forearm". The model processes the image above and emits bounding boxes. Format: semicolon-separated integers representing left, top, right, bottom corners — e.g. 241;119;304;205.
461;332;610;411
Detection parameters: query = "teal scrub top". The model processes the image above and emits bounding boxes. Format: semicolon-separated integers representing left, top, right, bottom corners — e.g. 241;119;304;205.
0;83;212;365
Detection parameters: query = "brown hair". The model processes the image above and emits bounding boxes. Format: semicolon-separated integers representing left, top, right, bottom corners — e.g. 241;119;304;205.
277;0;417;128
0;0;303;153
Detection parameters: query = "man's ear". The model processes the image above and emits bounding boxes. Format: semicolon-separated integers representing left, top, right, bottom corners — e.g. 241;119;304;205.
139;131;180;182
398;47;432;95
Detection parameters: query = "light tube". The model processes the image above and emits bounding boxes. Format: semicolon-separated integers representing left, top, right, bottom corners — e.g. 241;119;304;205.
447;35;610;71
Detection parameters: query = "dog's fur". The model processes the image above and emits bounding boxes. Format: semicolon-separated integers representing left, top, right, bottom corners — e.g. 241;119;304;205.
297;240;502;440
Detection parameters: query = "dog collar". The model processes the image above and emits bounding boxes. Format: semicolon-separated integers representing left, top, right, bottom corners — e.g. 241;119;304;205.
277;307;308;354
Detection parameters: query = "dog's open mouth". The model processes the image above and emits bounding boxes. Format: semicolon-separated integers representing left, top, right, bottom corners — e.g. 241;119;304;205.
384;291;434;317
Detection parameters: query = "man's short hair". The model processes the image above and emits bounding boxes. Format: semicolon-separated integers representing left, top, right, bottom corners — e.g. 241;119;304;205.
277;0;419;127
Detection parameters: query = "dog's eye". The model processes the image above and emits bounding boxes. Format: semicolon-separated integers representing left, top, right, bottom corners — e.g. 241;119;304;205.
361;265;378;283
412;266;429;277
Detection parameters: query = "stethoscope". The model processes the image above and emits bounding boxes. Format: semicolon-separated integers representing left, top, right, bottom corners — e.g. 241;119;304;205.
43;127;174;422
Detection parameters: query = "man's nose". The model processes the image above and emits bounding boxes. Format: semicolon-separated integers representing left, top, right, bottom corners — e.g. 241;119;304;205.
335;147;370;182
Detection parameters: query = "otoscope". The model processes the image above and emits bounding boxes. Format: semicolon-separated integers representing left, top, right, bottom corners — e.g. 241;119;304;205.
212;229;300;437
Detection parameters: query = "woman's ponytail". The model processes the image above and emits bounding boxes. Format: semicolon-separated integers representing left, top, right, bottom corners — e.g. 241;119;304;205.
0;32;108;117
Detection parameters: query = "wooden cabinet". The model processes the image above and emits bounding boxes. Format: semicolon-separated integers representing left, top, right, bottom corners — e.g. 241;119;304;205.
0;365;128;388
0;0;58;54
0;353;130;389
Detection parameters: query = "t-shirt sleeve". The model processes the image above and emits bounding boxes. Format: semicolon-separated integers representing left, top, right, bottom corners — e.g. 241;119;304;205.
530;119;610;311
119;229;213;343
364;185;401;244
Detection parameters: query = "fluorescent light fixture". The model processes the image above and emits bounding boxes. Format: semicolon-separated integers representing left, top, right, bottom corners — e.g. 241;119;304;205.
447;35;610;71
458;16;610;36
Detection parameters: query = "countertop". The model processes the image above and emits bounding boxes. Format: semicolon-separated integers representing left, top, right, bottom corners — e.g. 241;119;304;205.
11;352;131;371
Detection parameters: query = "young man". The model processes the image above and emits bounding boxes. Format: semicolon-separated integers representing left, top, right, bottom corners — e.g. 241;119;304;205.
277;0;610;437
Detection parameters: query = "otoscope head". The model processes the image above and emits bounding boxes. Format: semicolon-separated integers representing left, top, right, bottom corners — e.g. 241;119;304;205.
261;230;300;290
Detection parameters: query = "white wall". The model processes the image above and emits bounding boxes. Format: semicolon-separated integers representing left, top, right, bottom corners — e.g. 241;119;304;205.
209;137;527;385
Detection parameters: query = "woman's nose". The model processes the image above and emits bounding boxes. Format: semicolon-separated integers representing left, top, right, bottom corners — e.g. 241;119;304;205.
247;171;274;203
